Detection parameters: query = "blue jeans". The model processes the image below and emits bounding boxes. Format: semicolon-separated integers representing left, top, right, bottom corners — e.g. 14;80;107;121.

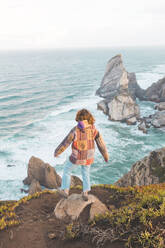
61;159;91;192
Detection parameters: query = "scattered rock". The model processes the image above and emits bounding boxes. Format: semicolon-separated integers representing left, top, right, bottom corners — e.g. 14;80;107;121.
54;193;108;221
115;147;165;187
28;179;42;195
140;111;165;130
23;156;61;189
138;121;148;134
144;76;165;102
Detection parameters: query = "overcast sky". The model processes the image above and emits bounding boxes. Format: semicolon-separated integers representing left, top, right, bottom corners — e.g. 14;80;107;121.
0;0;165;50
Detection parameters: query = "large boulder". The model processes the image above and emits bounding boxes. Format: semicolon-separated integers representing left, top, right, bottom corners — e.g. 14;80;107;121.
23;156;61;189
108;92;140;123
144;76;165;102
115;147;165;187
54;193;108;221
96;54;144;100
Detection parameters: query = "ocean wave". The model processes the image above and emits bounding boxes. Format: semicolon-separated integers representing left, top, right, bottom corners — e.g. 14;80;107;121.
0;49;165;200
137;63;165;89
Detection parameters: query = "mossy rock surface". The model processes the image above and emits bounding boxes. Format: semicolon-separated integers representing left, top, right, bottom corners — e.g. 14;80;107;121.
115;147;165;187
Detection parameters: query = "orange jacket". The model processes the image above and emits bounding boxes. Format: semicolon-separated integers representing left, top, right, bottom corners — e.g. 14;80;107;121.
54;120;109;165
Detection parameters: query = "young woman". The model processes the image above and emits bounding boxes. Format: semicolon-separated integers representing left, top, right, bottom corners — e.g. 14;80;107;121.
54;109;109;201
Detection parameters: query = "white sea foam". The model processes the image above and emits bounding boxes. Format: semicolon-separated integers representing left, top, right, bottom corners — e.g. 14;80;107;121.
137;63;165;89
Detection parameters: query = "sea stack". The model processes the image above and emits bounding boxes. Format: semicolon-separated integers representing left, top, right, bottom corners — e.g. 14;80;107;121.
96;54;143;124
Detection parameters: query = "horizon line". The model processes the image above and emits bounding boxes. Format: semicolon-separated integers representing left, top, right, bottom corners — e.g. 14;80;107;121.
0;45;165;52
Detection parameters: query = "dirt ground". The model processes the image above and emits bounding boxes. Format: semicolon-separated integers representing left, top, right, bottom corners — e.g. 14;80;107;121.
0;187;125;248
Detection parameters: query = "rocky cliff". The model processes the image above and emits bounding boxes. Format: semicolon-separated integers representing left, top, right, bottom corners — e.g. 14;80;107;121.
115;147;165;187
143;76;165;102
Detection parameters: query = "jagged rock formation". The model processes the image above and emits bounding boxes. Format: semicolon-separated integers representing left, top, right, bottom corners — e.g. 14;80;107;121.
23;156;62;189
96;54;144;100
23;156;82;194
54;193;108;220
115;147;165;187
135;77;165;131
143;76;165;102
96;54;143;124
139;109;165;131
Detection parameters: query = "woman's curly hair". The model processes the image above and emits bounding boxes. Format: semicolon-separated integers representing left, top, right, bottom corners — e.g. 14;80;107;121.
75;109;95;125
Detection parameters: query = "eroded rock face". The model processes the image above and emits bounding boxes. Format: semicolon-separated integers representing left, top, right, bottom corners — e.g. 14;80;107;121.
96;54;144;100
54;193;108;221
144;77;165;102
23;156;61;189
137;110;165;133
115;147;165;187
108;92;140;122
96;54;143;125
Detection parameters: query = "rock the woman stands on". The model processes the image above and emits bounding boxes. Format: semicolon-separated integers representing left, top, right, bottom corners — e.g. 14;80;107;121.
54;109;109;201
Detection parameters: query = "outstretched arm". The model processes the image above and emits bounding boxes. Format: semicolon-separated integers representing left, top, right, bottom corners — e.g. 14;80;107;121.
54;128;75;157
95;132;109;162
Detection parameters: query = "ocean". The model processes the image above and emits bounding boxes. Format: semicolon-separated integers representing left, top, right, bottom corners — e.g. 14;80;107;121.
0;47;165;200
